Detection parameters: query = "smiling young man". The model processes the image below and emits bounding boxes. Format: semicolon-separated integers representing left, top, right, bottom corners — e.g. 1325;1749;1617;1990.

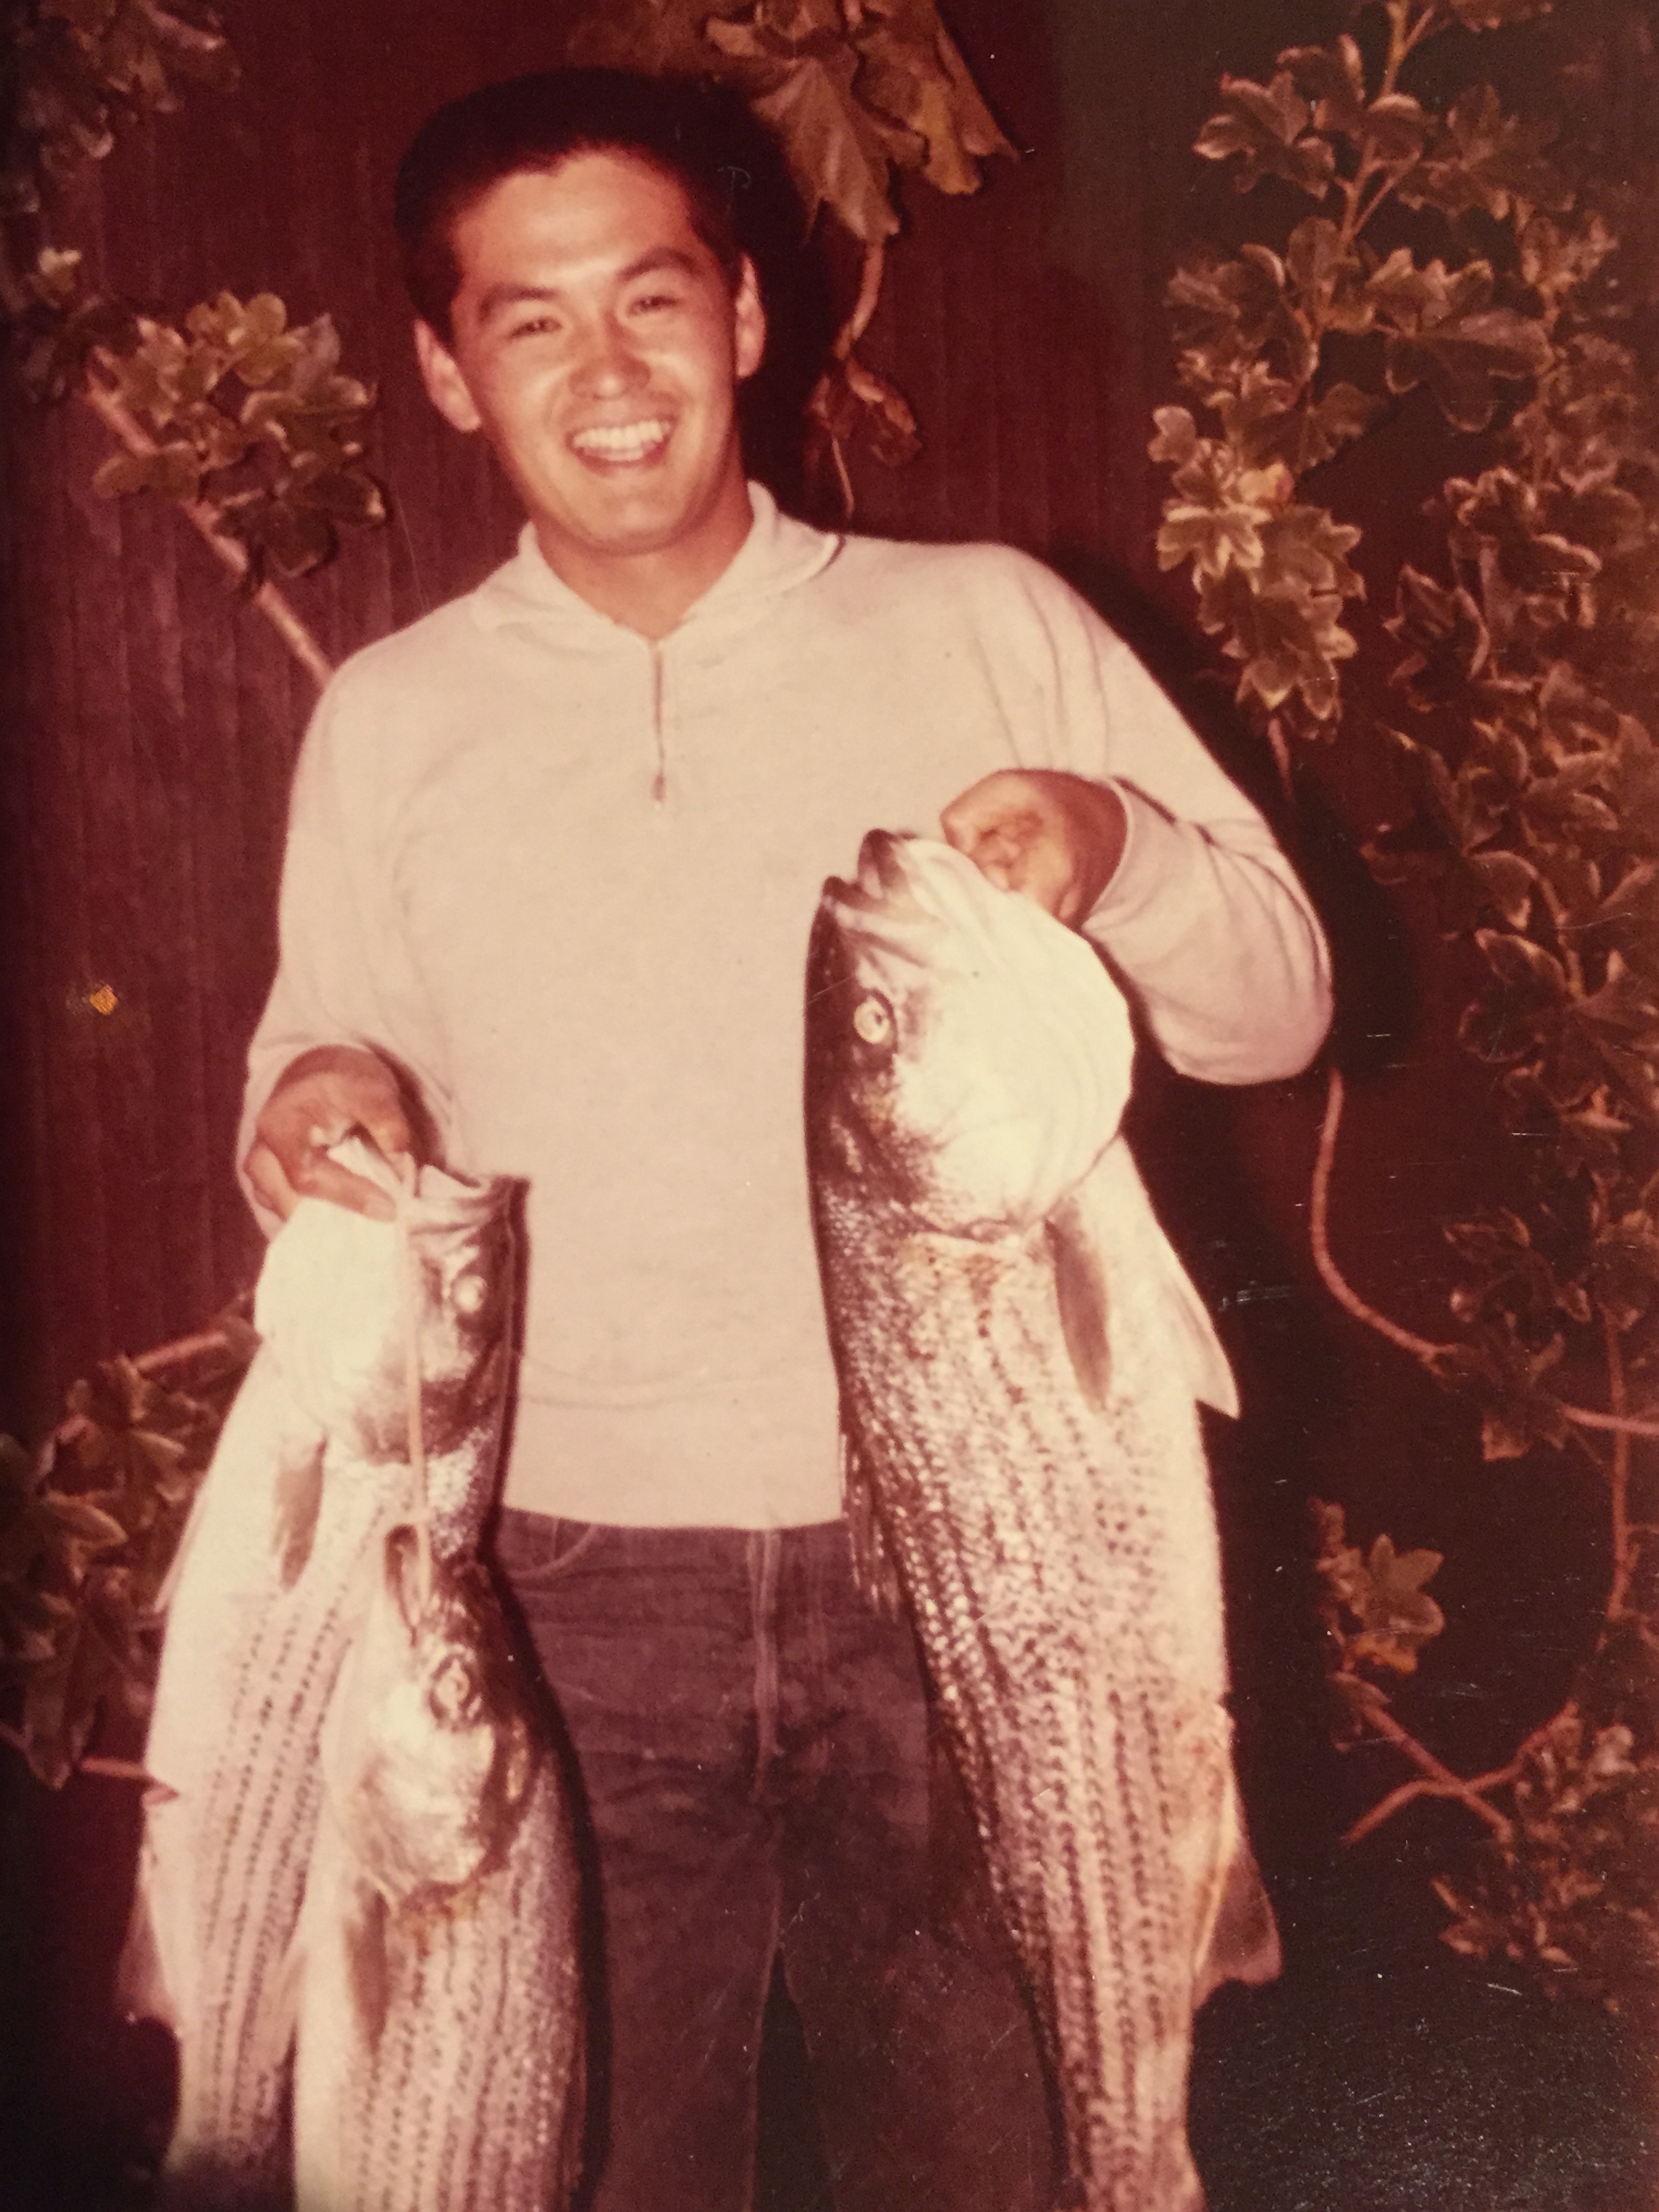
241;67;1330;2212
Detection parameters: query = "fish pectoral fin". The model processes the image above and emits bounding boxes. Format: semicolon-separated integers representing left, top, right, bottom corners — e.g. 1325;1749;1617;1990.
271;1431;327;1589
253;1923;308;2078
344;1879;393;2051
1045;1195;1111;1413
113;1875;173;2030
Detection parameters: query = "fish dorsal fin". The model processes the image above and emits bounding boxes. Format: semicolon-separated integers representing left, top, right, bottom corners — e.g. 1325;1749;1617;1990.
1045;1193;1111;1413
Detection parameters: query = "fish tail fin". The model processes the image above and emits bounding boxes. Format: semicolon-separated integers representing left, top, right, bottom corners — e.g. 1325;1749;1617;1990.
115;1845;173;2030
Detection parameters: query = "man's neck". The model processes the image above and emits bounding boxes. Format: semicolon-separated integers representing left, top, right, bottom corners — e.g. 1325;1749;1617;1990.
535;485;756;642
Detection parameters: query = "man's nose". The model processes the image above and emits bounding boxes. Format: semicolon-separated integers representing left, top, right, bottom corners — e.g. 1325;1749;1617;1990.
572;314;649;395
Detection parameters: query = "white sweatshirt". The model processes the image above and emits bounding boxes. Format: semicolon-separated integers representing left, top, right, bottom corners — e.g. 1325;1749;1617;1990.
241;487;1331;1529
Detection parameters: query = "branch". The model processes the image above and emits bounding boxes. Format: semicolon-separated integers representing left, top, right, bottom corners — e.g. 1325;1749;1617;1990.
81;364;334;693
1311;1068;1659;1439
0;1720;148;1785
1342;1693;1514;1844
836;240;887;361
131;1323;239;1378
1344;1700;1574;1847
1605;1315;1634;1617
1311;1067;1446;1360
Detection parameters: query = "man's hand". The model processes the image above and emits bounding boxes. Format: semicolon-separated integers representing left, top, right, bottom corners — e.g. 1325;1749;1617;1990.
244;1045;417;1224
941;770;1128;928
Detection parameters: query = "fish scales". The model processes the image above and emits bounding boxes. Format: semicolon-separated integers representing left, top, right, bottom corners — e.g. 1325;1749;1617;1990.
291;1537;584;2212
134;1147;583;2211
141;1348;389;2207
806;833;1279;2212
292;1757;579;2212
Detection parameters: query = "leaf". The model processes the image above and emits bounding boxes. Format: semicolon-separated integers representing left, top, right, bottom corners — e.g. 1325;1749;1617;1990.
1380;261;1553;434
1167;244;1316;392
1387;566;1492;709
1450;468;1602;621
1477;928;1569;999
1278;39;1368;141
1329;1667;1392;1744
1429;1330;1570;1458
1194;72;1336;199
1197;563;1357;723
1467;851;1539;930
292;468;387;527
1148;406;1198;469
707;19;899;242
1257;502;1363;600
91;441;201;501
1365;93;1432;169
1285;216;1372;335
237;497;337;578
849;0;1015;194
1397;83;1570;226
1519;214;1618;311
1588;1213;1659;1332
1447;1207;1584;1330
1349;1534;1446;1673
1157;437;1287;581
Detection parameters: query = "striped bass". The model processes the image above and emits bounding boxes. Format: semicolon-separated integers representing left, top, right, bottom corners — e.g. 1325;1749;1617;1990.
804;832;1280;2212
291;1521;583;2212
131;1143;583;2209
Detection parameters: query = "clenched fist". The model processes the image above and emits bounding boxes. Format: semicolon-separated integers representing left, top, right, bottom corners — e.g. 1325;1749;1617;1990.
243;1044;417;1223
941;770;1127;927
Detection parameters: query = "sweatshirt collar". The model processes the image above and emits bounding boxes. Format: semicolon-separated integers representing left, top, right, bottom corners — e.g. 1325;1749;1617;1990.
470;482;840;644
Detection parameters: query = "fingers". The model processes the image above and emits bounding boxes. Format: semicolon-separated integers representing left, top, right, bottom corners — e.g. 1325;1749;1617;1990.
940;771;1127;926
244;1140;300;1222
942;775;1070;916
249;1047;418;1223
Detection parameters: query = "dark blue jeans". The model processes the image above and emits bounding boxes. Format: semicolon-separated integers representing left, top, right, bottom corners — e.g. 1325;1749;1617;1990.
493;1511;1052;2212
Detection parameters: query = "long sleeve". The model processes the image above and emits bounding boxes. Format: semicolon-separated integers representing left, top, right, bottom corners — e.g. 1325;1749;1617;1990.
237;666;459;1229
983;550;1332;1085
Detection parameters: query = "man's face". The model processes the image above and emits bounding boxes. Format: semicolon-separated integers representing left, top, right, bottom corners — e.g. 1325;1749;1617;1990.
415;151;765;580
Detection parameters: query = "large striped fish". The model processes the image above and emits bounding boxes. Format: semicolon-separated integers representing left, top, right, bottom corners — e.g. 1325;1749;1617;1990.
804;832;1280;2212
130;1144;582;2210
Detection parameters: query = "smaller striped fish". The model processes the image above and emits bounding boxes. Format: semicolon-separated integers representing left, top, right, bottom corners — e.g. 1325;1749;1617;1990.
291;1520;583;2212
131;1143;583;2209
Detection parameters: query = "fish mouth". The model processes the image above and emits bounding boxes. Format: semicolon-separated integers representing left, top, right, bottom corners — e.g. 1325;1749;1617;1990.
568;415;674;466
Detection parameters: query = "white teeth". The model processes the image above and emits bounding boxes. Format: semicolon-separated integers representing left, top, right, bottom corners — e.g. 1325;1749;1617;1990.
571;419;672;459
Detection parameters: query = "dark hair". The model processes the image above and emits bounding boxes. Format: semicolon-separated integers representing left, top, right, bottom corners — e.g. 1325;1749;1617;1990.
395;69;764;342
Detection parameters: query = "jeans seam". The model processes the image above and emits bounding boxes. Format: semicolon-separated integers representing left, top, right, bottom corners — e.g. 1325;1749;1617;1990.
748;1528;783;1801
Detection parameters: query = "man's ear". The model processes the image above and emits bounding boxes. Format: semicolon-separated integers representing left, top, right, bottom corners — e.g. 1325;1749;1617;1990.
413;319;484;434
733;257;766;385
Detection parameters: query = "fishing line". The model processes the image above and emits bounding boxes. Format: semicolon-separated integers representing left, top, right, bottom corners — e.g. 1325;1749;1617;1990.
394;1166;435;1616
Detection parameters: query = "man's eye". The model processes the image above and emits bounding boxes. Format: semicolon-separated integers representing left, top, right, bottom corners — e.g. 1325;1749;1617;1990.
630;291;682;314
508;316;560;340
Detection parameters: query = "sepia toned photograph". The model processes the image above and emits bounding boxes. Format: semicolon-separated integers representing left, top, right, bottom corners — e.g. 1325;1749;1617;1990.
1;3;1656;2207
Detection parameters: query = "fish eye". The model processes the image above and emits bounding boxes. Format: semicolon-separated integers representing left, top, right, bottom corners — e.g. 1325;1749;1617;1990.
428;1652;480;1724
852;993;895;1048
452;1273;486;1315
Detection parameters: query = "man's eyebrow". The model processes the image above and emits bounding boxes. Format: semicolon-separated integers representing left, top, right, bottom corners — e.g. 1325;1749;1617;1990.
474;249;703;328
475;283;562;326
618;247;701;283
